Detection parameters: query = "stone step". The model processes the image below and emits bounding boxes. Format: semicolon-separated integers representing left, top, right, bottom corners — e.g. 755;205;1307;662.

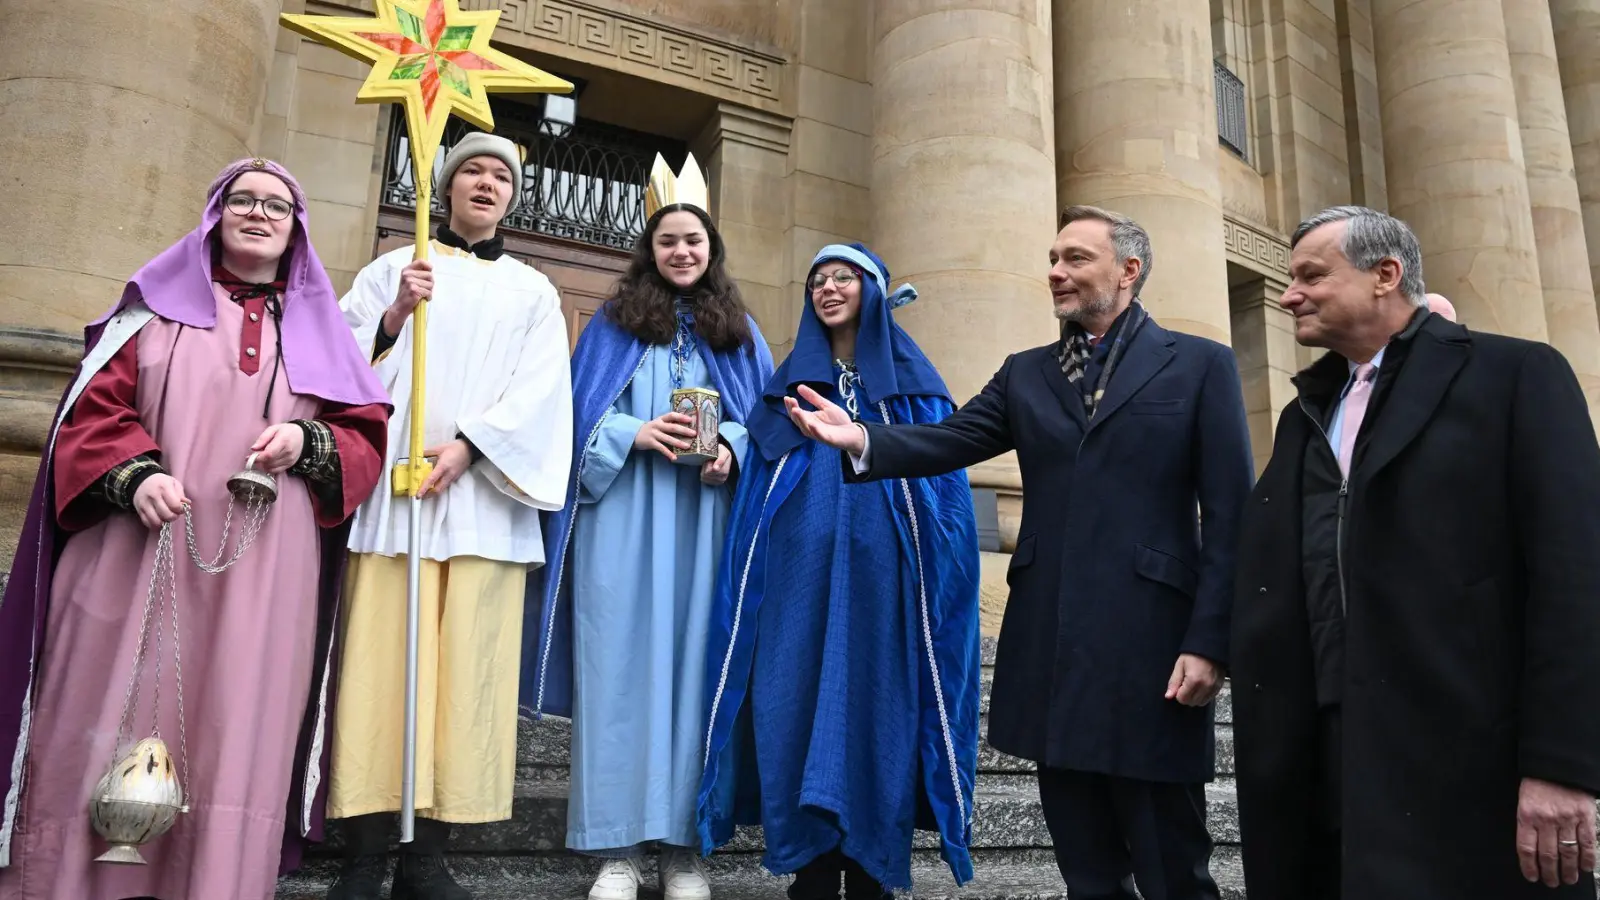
522;717;1235;780
313;773;1240;857
278;844;1250;900
521;683;1233;773
973;723;1235;777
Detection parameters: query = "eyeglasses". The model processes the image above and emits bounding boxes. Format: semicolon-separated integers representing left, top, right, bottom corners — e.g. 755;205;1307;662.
809;269;857;290
224;193;294;221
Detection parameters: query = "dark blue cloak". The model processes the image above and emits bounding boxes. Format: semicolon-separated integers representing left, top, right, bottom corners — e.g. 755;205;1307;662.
696;244;982;889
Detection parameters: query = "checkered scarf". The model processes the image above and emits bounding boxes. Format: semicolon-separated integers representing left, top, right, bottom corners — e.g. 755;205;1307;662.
1057;299;1149;419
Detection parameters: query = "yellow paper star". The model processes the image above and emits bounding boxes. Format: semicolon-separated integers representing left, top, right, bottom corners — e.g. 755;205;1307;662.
281;0;571;174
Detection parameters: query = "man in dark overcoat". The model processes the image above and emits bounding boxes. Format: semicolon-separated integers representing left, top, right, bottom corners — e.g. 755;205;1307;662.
784;205;1255;900
1232;204;1600;900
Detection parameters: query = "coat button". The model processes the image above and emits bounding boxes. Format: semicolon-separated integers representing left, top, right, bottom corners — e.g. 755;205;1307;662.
246;347;257;358
249;312;260;322
1259;587;1267;594
1261;496;1269;503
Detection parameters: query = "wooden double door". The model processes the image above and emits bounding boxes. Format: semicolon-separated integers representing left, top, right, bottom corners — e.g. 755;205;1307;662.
374;212;627;352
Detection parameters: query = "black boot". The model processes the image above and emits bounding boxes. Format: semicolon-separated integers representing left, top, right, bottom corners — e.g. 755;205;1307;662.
327;814;391;900
789;850;843;900
391;818;472;900
842;855;892;900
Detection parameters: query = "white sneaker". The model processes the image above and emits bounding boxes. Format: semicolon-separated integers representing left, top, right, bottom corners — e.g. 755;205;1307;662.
660;849;713;900
588;857;644;900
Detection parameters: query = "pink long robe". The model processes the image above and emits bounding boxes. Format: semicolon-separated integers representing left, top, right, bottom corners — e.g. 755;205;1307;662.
0;287;386;900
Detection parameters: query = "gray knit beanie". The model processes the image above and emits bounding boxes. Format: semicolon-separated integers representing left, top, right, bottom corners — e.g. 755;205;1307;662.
438;132;523;215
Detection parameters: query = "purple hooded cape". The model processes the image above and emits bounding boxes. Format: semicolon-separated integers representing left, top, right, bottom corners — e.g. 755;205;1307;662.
0;158;390;871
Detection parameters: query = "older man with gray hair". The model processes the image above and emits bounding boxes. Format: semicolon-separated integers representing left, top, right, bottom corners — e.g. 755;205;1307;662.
1231;205;1600;900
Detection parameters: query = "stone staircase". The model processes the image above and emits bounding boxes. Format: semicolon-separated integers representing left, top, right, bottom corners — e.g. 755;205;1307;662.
276;637;1247;899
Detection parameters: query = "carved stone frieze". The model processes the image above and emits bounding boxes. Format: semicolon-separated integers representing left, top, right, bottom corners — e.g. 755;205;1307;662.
460;0;784;106
1223;215;1291;279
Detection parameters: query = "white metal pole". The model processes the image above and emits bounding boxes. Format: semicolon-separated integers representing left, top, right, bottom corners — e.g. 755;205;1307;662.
401;491;422;843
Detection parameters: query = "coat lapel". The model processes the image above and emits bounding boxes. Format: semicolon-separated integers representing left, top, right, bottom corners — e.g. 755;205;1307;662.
1037;350;1088;429
1357;320;1470;479
1086;321;1177;433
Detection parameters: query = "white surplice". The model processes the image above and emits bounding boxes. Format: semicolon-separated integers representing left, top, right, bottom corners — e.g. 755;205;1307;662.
340;241;573;565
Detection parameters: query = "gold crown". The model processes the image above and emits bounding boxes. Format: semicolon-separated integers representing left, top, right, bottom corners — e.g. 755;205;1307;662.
645;153;710;219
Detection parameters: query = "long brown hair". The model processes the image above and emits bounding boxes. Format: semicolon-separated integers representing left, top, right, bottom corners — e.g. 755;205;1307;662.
605;203;753;349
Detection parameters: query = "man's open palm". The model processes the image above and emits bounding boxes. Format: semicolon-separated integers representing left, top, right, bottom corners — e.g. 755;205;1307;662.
785;384;865;455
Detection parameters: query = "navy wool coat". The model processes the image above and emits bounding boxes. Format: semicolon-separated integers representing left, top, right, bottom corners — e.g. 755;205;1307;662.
848;318;1255;784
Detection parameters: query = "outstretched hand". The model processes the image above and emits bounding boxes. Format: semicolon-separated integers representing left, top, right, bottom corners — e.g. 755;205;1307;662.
784;384;866;455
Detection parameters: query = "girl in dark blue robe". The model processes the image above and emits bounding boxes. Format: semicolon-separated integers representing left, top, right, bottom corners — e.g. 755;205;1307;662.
697;244;982;897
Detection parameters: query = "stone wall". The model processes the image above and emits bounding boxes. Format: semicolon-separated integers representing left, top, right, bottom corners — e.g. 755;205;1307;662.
0;0;286;569
4;0;1599;574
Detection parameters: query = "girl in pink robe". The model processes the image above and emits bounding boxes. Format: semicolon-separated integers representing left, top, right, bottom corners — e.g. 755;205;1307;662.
0;158;391;900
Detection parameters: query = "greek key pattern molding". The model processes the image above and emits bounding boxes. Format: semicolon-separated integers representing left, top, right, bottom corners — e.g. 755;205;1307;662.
1224;216;1290;278
462;0;783;104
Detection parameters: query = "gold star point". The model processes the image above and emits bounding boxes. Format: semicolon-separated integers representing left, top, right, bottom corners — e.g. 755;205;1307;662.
281;0;570;168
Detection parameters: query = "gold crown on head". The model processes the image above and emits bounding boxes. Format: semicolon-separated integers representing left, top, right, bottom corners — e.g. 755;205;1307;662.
645;153;710;219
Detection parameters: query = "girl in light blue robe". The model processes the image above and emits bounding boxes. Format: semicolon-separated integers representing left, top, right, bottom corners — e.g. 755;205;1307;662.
526;201;773;900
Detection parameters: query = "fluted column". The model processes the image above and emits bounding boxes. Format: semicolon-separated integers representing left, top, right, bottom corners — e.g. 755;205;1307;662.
1230;276;1297;475
1371;0;1547;340
870;1;1058;406
871;1;1057;629
1505;0;1600;412
870;8;1057;495
1052;0;1231;344
0;0;283;566
1551;0;1600;306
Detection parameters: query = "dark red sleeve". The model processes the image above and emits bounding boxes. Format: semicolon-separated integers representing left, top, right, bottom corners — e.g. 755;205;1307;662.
54;336;160;529
314;401;389;528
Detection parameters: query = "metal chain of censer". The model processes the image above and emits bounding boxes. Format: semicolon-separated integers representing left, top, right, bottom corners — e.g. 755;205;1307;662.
89;455;278;865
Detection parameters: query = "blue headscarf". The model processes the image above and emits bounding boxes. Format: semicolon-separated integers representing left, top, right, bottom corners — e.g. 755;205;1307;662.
745;243;950;461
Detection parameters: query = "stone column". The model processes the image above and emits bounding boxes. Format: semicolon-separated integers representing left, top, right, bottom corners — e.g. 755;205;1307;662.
253;0;306;160
1370;0;1547;340
870;1;1057;406
1053;0;1232;344
0;0;283;567
1551;0;1600;304
786;0;874;361
1230;277;1297;475
1505;0;1600;411
871;0;1057;631
694;103;795;360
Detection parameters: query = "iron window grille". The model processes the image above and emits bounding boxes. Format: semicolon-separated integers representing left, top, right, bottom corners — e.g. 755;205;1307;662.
380;98;688;251
1215;59;1249;161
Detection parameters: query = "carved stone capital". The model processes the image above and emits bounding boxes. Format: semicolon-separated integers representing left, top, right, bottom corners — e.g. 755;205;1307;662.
696;102;792;158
